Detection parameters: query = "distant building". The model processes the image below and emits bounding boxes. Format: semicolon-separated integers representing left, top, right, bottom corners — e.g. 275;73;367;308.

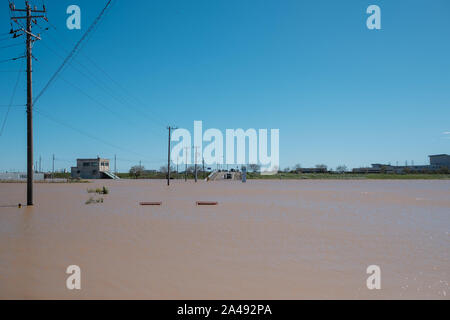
71;157;119;179
0;172;44;181
352;154;449;173
296;167;327;174
429;154;450;168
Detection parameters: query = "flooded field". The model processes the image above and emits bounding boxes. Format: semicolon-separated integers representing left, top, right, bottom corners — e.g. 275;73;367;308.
0;179;449;299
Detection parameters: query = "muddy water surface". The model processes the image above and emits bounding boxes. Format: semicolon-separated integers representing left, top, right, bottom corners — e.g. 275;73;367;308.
0;180;449;299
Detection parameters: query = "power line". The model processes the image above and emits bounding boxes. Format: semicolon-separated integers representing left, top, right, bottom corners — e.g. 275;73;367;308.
114;157;165;164
0;56;25;64
0;43;22;49
38;34;168;130
34;108;147;158
78;51;168;127
0;64;23;137
58;75;140;126
33;0;113;105
34;16;168;130
57;75;166;139
37;39;167;139
30;0;169;144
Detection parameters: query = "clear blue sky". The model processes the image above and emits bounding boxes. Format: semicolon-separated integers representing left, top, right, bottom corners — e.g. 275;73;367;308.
0;0;449;172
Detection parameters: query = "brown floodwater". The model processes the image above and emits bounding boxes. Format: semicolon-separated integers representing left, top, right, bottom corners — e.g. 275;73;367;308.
0;179;449;299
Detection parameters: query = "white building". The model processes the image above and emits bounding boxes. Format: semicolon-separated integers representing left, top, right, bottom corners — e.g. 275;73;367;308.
71;157;119;179
0;172;44;181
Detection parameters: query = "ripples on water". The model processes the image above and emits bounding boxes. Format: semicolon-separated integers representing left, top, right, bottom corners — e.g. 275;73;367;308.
0;180;448;299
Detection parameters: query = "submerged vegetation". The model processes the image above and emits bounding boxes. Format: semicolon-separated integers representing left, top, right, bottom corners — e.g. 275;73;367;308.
87;186;109;194
85;186;108;204
85;197;104;205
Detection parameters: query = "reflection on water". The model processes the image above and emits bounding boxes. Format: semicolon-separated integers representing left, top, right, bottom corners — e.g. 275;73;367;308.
0;180;449;299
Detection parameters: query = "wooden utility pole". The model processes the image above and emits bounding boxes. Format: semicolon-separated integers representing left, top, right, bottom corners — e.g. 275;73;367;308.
184;146;188;182
52;154;55;179
202;157;205;179
9;1;47;205
167;126;177;186
193;146;199;182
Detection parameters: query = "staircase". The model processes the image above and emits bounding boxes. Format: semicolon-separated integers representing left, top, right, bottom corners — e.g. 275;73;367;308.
101;171;120;180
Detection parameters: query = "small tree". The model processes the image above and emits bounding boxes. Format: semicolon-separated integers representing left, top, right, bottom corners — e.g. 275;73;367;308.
184;166;195;174
248;163;261;173
129;165;144;178
160;165;175;174
336;165;347;173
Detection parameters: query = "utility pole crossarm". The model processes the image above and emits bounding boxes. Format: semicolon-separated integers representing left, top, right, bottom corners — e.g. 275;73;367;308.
19;28;41;40
12;15;45;19
10;3;46;13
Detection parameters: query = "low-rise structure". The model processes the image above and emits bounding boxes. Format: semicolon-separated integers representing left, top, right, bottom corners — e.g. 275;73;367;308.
71;157;119;179
0;172;44;181
429;154;450;168
352;154;449;174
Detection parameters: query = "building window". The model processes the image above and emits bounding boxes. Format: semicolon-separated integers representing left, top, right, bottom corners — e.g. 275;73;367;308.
83;162;89;167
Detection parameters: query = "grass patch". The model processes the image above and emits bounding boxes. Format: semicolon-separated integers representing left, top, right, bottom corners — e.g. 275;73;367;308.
85;197;104;205
87;186;109;194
